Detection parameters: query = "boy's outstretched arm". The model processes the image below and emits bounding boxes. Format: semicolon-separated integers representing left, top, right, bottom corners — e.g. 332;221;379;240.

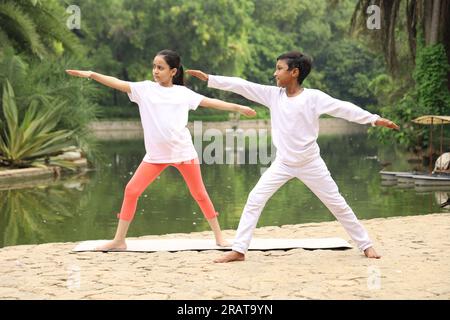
317;90;400;131
65;70;131;93
374;118;400;130
199;97;257;117
186;69;275;108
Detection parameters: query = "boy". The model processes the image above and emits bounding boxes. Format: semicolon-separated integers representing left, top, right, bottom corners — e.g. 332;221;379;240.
187;51;399;262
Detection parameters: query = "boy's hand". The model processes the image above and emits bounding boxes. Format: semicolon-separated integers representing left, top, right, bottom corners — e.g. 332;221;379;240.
66;70;92;78
375;118;399;130
238;106;257;117
186;69;208;81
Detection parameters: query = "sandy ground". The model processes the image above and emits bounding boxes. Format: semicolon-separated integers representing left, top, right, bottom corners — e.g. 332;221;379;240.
0;213;449;300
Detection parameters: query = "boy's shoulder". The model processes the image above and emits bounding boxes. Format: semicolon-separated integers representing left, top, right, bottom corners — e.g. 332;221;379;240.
304;88;325;95
304;88;335;101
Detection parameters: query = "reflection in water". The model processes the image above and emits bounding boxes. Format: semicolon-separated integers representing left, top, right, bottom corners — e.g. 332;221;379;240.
0;175;89;247
435;191;450;209
0;134;447;248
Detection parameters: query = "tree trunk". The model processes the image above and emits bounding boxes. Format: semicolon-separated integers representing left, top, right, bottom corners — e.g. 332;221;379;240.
351;0;450;84
423;0;433;44
429;0;441;44
382;0;400;72
440;0;450;90
406;0;417;60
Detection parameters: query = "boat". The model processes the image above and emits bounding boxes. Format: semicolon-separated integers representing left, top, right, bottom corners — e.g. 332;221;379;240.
380;171;427;182
412;173;450;186
379;115;450;188
414;184;450;192
396;173;419;185
379;171;405;182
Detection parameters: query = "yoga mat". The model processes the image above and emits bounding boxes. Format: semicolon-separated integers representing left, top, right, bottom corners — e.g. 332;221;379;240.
72;237;352;252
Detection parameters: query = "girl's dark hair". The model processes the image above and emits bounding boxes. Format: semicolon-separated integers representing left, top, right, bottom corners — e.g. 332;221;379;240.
156;49;184;85
277;51;312;85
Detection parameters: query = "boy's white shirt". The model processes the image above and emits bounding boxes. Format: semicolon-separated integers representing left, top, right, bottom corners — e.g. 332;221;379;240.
127;80;204;163
208;75;380;165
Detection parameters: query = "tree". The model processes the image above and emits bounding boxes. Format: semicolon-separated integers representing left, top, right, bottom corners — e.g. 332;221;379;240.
72;0;255;110
351;0;450;80
0;0;82;58
0;0;99;165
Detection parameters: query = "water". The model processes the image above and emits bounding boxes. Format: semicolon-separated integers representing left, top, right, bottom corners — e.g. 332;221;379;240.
0;133;448;248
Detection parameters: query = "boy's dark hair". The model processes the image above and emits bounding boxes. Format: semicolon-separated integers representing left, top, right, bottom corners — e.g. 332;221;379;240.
157;49;184;85
277;51;312;85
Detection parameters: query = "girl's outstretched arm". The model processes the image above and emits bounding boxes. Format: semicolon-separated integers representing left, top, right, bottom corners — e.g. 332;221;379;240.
65;70;131;93
199;97;257;117
186;69;209;81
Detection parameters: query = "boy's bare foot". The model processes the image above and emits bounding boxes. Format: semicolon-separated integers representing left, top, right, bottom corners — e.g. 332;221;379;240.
216;239;231;247
94;240;127;252
364;247;381;259
213;251;245;263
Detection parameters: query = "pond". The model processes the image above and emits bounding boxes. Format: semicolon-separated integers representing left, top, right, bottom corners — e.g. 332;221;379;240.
0;132;448;248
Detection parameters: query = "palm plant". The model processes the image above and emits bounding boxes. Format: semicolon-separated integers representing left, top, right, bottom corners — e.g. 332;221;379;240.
0;0;82;59
0;80;76;169
0;47;101;162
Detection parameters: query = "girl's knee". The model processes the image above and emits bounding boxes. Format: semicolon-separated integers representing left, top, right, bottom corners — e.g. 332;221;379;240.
124;184;142;199
117;213;134;221
191;190;208;202
205;211;219;220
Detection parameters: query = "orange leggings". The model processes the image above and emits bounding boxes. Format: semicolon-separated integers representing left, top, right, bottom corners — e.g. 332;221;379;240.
117;158;218;221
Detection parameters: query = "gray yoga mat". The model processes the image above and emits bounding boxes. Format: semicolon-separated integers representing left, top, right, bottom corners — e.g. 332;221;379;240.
72;237;352;252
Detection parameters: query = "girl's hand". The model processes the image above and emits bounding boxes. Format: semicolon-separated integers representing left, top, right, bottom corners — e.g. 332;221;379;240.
186;69;208;81
238;106;257;117
375;118;400;130
65;70;93;79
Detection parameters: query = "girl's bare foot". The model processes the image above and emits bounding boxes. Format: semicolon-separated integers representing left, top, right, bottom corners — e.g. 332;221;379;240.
214;251;245;263
216;239;231;247
364;247;381;259
94;240;127;252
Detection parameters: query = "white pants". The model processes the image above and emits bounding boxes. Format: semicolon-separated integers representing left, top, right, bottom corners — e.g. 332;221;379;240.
232;157;373;253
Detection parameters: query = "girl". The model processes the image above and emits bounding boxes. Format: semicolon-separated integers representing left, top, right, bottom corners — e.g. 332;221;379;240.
66;49;256;251
187;51;399;262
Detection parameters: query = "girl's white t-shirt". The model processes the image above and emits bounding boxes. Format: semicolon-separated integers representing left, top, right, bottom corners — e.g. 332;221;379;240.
127;81;204;163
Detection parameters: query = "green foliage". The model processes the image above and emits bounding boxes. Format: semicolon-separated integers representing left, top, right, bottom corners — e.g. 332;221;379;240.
0;46;100;160
0;0;100;166
0;0;83;58
414;43;450;116
317;39;385;109
0;0;46;58
369;41;450;150
368;92;420;148
74;0;386;120
71;0;254;108
351;2;450;151
0;80;76;168
1;0;447;156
